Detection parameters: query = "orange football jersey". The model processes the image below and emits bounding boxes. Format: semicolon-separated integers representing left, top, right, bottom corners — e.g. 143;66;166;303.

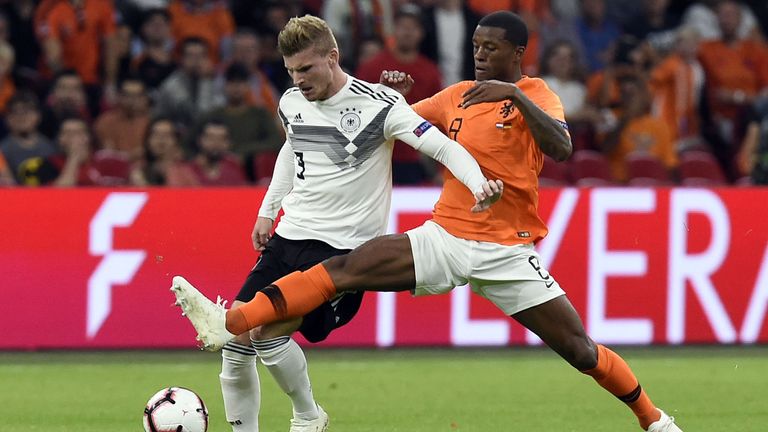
412;77;567;245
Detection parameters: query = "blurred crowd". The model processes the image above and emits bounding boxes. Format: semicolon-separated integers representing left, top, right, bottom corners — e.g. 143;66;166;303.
0;0;767;187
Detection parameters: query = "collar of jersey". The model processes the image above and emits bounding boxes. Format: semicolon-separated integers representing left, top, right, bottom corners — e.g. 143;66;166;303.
315;73;352;106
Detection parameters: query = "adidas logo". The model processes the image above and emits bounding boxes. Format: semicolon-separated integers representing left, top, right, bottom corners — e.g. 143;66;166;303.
293;113;304;123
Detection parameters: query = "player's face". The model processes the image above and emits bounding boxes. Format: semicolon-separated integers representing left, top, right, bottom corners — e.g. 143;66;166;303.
284;46;337;101
472;26;523;82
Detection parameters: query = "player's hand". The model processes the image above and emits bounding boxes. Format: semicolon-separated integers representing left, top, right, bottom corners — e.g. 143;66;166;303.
471;180;504;213
461;80;518;109
380;70;414;96
251;217;274;251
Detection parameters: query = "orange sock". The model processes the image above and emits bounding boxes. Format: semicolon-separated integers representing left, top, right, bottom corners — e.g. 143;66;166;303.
225;264;337;335
582;344;661;430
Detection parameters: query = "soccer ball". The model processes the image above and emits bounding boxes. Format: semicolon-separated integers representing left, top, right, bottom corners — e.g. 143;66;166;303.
143;387;209;432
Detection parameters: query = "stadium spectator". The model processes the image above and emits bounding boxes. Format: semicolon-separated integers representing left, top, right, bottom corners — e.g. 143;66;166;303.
0;91;56;184
186;119;247;186
682;0;759;41
0;40;15;114
697;0;768;172
1;0;41;86
322;0;395;71
167;0;235;63
131;8;176;93
225;30;279;114
130;117;197;186
35;0;120;109
602;73;677;182
540;40;593;122
49;116;95;187
575;0;621;73
154;37;219;130
623;0;680;55
649;27;704;148
357;36;385;65
93;77;150;160
738;95;768;184
0;151;14;185
420;0;480;85
39;70;90;140
199;63;283;180
586;35;646;112
356;4;442;184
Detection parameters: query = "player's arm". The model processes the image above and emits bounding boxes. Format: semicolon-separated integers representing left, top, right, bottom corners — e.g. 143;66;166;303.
461;80;573;161
253;142;294;250
385;99;503;212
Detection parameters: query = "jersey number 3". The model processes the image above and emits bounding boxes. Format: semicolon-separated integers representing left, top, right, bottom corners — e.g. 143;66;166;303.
295;152;306;179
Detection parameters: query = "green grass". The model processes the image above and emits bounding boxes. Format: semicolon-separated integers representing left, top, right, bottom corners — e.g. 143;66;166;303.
0;347;765;431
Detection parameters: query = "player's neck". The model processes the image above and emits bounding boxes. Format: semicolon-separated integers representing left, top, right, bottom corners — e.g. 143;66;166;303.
321;68;348;101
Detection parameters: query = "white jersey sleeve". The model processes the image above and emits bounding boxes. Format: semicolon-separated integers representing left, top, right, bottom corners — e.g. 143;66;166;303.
258;142;295;220
383;98;488;194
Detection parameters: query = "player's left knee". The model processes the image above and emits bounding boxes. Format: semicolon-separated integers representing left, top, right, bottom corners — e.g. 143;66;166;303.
569;338;598;371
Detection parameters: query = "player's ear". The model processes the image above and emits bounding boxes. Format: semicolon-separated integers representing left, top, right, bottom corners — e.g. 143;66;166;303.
329;49;340;67
514;46;526;60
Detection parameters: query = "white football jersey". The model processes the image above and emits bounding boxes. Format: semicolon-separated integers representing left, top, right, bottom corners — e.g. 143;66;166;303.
266;75;440;250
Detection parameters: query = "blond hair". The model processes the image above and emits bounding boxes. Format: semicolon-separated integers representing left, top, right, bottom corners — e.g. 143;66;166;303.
277;15;338;57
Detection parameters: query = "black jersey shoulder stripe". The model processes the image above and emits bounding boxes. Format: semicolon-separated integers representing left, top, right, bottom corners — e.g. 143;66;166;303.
350;79;398;105
350;82;397;106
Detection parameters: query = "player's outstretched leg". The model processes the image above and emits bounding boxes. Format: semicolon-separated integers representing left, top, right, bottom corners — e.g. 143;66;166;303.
226;235;416;335
220;329;260;431
171;276;235;351
251;322;328;432
513;296;683;431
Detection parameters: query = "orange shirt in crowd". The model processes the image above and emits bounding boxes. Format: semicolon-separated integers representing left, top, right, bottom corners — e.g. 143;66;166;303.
412;77;566;246
587;70;621;109
94;111;150;159
0;77;15;113
609;115;676;181
698;39;768;119
168;0;235;62
36;0;116;84
650;54;701;141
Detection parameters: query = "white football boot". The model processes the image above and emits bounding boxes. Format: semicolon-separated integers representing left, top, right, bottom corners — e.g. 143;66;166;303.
289;404;329;432
647;409;683;432
170;276;235;351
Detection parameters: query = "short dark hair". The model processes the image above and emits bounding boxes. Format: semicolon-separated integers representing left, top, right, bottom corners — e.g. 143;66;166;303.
7;90;40;112
180;37;209;53
225;62;250;82
478;11;528;47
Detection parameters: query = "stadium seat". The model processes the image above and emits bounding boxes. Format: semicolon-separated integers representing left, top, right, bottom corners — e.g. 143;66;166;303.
568;149;615;186
678;150;727;186
625;153;674;186
253;151;279;183
539;155;569;187
89;149;132;186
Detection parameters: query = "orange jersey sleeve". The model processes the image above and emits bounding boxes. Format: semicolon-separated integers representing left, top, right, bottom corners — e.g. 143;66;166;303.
413;77;565;245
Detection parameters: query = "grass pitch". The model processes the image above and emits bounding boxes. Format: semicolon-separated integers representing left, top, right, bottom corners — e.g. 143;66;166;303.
0;347;765;431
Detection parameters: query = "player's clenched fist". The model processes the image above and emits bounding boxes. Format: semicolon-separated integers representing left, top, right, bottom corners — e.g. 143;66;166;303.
251;217;274;251
380;70;414;96
471;180;504;213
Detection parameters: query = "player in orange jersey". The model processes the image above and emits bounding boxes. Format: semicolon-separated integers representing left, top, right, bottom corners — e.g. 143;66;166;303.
173;11;683;432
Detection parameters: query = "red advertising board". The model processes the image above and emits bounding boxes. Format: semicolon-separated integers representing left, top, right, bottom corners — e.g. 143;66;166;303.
1;187;767;349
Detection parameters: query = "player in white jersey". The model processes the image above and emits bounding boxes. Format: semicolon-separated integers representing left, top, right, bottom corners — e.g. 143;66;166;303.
212;15;503;432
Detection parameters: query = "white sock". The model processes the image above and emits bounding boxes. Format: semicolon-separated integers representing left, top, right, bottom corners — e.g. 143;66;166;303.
252;336;319;421
220;342;260;432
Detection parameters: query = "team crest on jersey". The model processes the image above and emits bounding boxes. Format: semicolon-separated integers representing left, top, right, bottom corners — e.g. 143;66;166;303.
340;107;362;132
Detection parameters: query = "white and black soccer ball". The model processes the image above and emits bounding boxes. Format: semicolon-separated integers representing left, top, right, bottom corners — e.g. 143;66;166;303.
143;387;209;432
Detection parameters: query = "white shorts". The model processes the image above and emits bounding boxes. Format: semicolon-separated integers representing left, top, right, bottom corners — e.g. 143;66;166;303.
406;221;566;316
